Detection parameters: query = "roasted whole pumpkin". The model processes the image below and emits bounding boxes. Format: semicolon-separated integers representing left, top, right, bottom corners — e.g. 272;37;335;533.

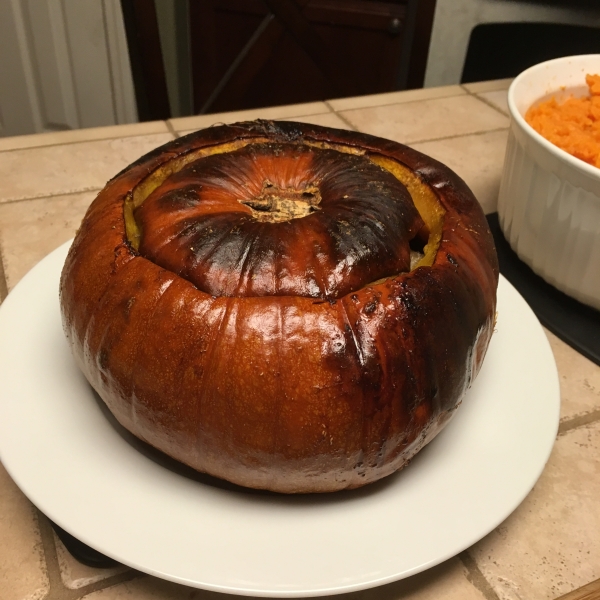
60;121;498;493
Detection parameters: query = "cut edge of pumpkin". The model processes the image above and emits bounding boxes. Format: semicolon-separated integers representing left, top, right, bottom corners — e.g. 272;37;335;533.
369;154;445;269
123;139;445;275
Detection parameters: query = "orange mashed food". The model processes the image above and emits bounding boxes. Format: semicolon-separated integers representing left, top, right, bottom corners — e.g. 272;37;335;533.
525;74;600;168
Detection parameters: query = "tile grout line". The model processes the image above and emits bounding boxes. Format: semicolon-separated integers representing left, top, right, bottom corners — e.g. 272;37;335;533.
37;509;142;600
460;84;510;118
408;126;509;147
68;570;142;600
321;108;509;145
172;111;340;134
459;550;502;600
329;89;467;113
324;101;357;131
558;408;600;436
0;187;103;205
35;510;75;600
0;242;8;304
0;89;487;154
0;130;171;155
164;119;180;139
163;90;470;135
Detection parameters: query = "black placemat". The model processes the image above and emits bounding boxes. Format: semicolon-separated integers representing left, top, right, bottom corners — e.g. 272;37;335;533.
487;212;600;366
50;520;117;568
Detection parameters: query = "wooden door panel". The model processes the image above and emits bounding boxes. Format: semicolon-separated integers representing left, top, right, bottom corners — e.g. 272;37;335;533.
241;33;334;110
312;22;404;93
211;7;267;75
305;0;404;31
200;16;286;114
191;0;408;114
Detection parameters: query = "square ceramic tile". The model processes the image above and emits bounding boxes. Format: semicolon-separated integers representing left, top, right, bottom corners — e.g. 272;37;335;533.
276;112;355;130
470;420;600;600
339;95;509;145
327;85;465;112
412;130;509;214
0;121;170;152
462;79;513;94
79;558;488;600
177;112;356;139
544;330;600;423
169;102;330;133
0;464;49;600
54;532;129;590
477;90;509;117
0;191;96;290
0;133;174;203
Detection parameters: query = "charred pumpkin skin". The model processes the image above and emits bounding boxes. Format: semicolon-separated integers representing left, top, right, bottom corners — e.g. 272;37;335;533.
135;142;425;299
59;121;499;493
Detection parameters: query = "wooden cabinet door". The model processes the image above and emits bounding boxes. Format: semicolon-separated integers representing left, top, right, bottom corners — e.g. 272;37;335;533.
190;0;408;114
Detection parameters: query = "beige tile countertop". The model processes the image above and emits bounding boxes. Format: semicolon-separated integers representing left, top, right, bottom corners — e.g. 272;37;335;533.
0;79;599;600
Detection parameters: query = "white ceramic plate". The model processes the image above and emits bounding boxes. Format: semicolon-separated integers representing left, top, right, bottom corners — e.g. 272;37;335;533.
0;242;560;597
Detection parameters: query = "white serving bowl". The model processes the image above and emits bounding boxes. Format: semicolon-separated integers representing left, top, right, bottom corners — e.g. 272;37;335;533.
498;54;600;310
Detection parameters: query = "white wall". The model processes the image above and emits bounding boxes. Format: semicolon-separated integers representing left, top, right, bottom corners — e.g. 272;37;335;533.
0;0;137;137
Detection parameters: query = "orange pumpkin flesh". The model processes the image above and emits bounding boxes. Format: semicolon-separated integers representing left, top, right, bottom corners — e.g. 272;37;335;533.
60;121;498;493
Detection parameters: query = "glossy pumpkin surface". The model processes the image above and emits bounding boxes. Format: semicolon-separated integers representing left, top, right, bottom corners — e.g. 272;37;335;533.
60;121;499;493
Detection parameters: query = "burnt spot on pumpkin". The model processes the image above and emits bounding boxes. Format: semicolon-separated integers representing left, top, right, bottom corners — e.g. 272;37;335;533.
363;299;379;315
123;297;136;319
446;253;458;266
98;348;110;370
129;139;442;299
